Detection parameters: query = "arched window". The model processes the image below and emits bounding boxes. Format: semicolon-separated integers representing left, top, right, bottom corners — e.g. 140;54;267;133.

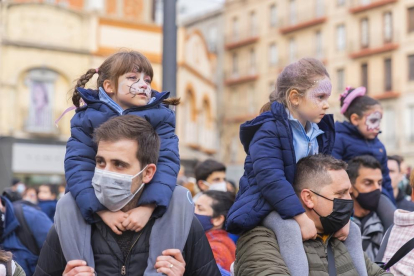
184;87;197;145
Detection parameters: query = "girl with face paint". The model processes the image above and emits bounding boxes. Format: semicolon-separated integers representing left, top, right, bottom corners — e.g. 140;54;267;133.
333;86;395;204
58;51;181;268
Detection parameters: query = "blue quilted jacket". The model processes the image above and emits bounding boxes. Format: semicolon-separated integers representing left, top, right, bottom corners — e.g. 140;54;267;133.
332;121;395;203
65;87;180;223
226;102;335;234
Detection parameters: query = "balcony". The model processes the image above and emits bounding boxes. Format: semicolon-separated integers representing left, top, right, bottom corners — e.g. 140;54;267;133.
348;33;399;59
349;0;398;14
224;67;259;86
225;31;260;50
279;4;327;35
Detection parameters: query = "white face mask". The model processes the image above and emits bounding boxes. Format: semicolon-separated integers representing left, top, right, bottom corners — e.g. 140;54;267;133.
92;165;147;211
203;181;227;192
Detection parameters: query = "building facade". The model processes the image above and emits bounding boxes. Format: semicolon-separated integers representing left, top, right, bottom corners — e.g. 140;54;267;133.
221;0;414;179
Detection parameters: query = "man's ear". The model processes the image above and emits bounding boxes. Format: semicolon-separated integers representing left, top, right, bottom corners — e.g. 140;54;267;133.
211;215;225;228
197;180;208;192
288;89;302;107
142;164;157;184
349;113;360;126
103;80;115;96
300;189;315;209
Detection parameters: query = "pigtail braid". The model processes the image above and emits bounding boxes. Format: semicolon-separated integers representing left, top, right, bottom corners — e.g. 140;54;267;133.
163;97;181;106
72;69;97;107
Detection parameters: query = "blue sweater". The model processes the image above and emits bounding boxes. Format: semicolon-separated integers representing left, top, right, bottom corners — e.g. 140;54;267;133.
226;102;335;234
65;88;180;223
1;197;52;276
332;121;394;203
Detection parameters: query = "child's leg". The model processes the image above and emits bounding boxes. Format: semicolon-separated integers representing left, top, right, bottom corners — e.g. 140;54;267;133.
343;221;368;276
54;192;94;268
263;211;308;276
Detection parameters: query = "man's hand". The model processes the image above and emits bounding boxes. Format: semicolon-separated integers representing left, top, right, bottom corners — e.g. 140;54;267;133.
294;213;317;241
333;221;350;241
97;210;128;235
154;249;186;276
63;260;94;276
122;204;156;232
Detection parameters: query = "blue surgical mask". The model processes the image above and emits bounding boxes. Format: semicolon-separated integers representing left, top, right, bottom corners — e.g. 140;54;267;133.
195;213;214;232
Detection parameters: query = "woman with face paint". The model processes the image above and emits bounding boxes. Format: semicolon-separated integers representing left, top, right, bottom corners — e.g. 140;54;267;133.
57;51;181;268
226;58;357;276
333;86;395;204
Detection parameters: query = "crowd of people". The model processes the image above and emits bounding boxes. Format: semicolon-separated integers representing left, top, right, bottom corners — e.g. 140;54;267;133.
0;51;413;276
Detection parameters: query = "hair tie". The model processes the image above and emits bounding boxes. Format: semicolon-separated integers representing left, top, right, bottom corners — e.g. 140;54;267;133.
95;68;99;74
340;86;366;114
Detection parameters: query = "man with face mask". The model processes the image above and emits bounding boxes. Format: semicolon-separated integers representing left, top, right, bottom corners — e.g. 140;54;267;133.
193;159;227;202
347;155;391;262
34;115;220;276
234;154;391;276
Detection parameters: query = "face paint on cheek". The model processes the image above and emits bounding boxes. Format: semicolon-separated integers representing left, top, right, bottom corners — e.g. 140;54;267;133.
365;111;382;132
126;73;152;98
307;78;332;103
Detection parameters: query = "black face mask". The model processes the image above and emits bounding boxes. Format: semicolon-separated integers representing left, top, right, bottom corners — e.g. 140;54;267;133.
353;187;381;211
311;190;354;235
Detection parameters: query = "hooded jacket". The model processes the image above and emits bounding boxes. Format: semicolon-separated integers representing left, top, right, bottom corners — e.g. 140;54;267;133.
0;197;52;276
65;88;180;223
226;101;335;234
332;121;394;203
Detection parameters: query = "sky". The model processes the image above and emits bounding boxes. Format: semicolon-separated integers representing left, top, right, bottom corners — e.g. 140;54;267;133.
177;0;225;20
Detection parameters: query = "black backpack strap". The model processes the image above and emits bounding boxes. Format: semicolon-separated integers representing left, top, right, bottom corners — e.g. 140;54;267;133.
375;224;394;263
13;201;40;255
383;236;414;270
327;243;337;276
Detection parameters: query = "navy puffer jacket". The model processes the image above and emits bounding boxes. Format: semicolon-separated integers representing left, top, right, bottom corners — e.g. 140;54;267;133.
332;121;394;203
65;88;180;223
226;102;335;234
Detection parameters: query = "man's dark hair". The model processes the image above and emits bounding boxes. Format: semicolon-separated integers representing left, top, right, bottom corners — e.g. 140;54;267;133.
202;190;234;229
12;178;20;186
346;155;382;185
388;155;402;172
293;154;348;194
94;115;160;167
194;159;226;182
40;184;58;197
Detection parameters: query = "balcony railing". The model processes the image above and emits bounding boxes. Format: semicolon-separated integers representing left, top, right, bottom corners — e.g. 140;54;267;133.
224;66;259;86
225;30;260;50
279;4;327;35
349;0;398;14
348;31;399;59
24;107;56;134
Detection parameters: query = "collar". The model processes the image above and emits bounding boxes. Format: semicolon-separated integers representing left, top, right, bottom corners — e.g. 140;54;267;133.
394;209;414;226
286;108;324;137
98;87;123;115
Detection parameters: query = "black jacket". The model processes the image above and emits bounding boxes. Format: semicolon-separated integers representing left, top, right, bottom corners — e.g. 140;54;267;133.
396;189;414;212
34;215;220;276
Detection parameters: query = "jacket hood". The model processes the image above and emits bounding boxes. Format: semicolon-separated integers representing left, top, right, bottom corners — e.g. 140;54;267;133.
76;87;170;108
1;196;19;239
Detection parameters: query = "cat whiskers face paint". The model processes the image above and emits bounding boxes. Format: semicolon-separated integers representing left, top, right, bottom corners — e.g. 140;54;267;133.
125;72;152;99
365;111;382;132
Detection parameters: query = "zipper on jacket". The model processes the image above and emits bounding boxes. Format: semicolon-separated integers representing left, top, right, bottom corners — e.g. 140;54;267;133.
121;231;144;275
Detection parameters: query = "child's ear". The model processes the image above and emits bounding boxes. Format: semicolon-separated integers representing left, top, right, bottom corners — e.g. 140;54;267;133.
103;80;115;96
288;89;301;107
349;113;360;126
142;164;157;184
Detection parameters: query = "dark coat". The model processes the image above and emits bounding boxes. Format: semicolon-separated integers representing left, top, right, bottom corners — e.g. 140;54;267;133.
65;88;180;223
37;200;57;222
34;216;221;276
1;197;52;276
226;101;335;234
332;121;394;203
396;189;414;211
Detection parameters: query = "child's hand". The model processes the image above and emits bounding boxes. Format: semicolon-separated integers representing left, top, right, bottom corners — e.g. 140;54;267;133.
122;204;156;232
333;221;350;241
97;210;128;235
294;213;317;241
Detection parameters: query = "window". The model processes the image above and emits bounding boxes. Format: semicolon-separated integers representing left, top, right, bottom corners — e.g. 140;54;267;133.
384;12;392;42
361;18;369;48
407;106;414;142
270;4;277;27
361;63;368;90
269;43;278;66
408;55;414;81
232;53;238;77
232;17;239;41
208;27;217;52
250;11;257;36
316;0;324;18
409;7;414;33
337;0;345;6
248;85;255;114
86;0;104;11
315;31;323;59
384;58;392;91
249;49;256;74
289;0;297;25
289;38;297;63
336;24;346;51
361;0;371;5
382;109;396;147
337;69;345;93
